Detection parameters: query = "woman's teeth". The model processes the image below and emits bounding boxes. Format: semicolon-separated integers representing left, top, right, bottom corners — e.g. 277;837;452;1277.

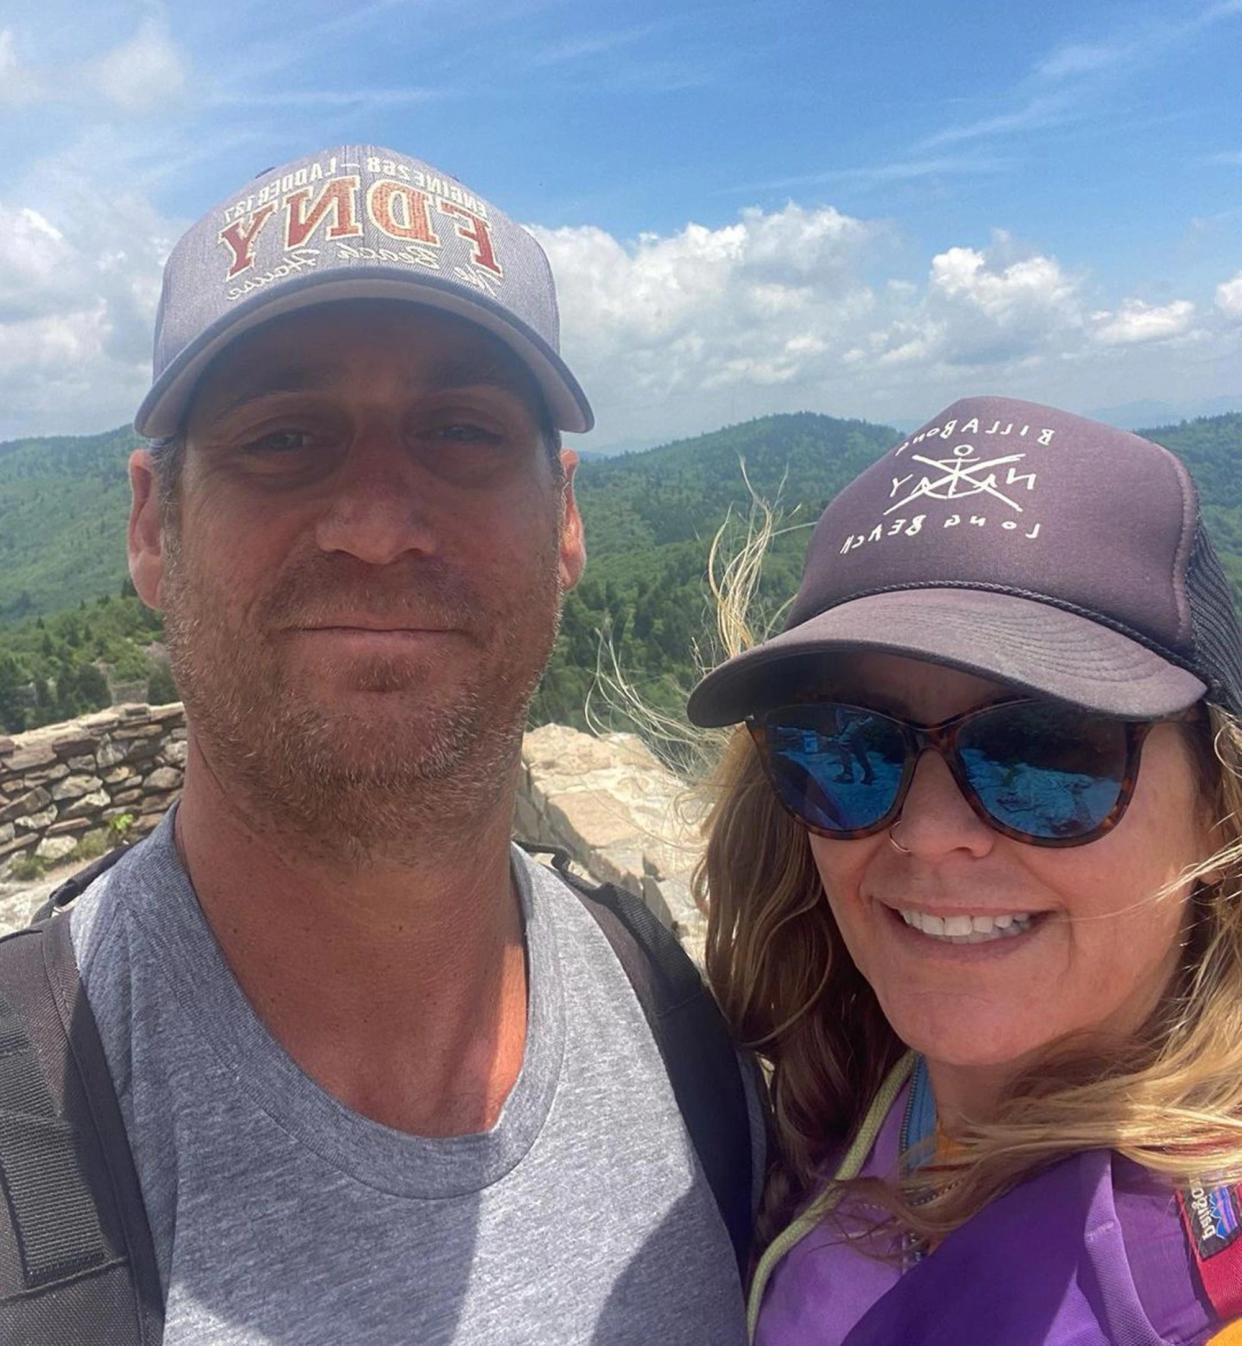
897;909;1035;943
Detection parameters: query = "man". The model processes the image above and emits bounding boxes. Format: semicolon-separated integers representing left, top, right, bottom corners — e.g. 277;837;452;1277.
46;147;755;1343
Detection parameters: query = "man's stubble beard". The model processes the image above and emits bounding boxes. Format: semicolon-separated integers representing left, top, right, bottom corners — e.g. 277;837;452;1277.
159;523;564;865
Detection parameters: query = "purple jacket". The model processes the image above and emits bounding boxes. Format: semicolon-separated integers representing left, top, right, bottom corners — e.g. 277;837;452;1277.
756;1080;1223;1346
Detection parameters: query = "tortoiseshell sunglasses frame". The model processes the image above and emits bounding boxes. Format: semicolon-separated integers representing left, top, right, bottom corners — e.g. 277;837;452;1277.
746;699;1200;848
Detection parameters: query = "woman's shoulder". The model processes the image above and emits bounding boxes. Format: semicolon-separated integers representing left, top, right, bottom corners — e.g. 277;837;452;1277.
830;1147;1218;1346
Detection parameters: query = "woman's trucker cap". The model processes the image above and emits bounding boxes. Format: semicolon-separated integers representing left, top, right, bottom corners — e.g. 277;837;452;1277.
688;396;1242;727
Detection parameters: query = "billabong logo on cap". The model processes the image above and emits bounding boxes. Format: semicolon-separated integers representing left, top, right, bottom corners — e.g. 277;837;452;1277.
840;414;1054;556
885;446;1035;515
215;152;504;305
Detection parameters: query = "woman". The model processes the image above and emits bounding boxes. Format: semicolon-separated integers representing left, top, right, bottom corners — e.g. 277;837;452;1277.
687;397;1242;1346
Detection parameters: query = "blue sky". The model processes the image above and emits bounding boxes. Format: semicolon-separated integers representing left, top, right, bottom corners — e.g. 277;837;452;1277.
2;0;1241;449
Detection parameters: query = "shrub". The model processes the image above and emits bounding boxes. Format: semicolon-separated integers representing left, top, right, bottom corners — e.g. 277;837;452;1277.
7;854;48;883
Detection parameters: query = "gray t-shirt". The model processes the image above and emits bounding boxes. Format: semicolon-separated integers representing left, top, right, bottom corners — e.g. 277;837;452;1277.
70;813;752;1345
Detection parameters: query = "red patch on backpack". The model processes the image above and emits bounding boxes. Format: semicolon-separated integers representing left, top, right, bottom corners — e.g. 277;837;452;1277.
1179;1183;1242;1321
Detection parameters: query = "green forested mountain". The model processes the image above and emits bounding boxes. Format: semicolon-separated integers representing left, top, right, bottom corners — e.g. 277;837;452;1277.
1150;416;1242;598
0;410;1239;735
530;413;899;726
0;426;136;625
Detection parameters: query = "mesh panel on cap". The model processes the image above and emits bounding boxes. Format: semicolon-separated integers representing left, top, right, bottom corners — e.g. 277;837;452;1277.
1186;514;1242;714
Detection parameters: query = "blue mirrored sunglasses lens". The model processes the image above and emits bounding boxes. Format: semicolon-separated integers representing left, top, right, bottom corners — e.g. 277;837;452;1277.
762;707;907;833
959;704;1128;840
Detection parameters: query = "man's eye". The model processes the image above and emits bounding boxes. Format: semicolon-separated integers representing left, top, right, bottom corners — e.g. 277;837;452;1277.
242;430;315;455
427;422;504;444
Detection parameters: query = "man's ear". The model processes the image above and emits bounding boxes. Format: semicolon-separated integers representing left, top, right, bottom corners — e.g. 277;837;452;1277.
557;449;586;591
128;449;166;610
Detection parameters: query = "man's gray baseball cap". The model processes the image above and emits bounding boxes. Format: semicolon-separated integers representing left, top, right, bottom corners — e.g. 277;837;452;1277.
135;145;593;437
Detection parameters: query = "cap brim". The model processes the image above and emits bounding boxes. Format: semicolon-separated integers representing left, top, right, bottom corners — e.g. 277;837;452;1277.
687;588;1207;727
134;270;594;438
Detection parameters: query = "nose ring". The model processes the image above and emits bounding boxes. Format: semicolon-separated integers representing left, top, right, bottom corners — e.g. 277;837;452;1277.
888;824;911;855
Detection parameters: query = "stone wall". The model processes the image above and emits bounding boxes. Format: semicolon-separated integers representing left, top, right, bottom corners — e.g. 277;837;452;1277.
0;709;707;955
0;704;187;878
518;723;707;959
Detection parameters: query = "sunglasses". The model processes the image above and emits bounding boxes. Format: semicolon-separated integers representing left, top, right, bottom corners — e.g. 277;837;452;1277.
747;698;1194;847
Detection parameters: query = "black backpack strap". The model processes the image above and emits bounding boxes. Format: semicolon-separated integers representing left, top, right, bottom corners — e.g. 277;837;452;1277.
518;841;755;1276
0;908;163;1344
30;846;132;925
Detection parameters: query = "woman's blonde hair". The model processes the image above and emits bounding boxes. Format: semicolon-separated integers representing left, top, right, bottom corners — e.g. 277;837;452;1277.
693;508;1242;1251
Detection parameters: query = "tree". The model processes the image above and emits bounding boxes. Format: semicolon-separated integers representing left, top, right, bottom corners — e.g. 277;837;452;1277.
0;656;26;733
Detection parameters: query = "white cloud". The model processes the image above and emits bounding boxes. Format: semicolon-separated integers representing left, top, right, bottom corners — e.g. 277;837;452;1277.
536;215;1128;444
1092;298;1196;345
534;215;1240;448
536;204;878;423
0;28;44;105
868;235;1083;369
0;185;173;436
1217;271;1242;317
92;19;187;114
0;207;79;320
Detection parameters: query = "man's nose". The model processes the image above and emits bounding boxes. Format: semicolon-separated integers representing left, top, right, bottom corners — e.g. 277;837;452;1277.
313;426;439;565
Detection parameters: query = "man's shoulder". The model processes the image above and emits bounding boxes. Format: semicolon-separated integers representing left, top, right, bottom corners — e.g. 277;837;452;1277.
69;824;177;968
512;844;698;1007
513;845;762;1262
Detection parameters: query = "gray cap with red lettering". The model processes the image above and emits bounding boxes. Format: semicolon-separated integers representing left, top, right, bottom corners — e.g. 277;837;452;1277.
688;396;1242;725
134;144;593;437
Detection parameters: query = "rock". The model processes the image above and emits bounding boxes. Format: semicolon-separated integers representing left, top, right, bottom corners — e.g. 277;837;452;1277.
139;791;178;817
110;789;143;807
95;739;127;769
159;740;188;769
51;735;97;758
102;767;137;786
0;823;12;846
588;846;647;899
35;835;79;863
47;817;93;837
149;704;186;723
79;712;119;732
59;791;110;822
0;832;33;860
169;727;187;742
24;764;69;785
52;775;104;802
0;787;52;825
96;737;159;768
0;738;14;754
15;806;57;833
113;723;161;741
645;875;704;932
142;767;182;793
2;746;56;772
66;755;95;771
512;792;546;843
543;788;647;851
523;724;659;776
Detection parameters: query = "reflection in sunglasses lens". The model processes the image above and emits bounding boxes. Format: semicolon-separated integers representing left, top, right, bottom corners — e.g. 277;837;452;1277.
961;705;1128;840
766;708;905;832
